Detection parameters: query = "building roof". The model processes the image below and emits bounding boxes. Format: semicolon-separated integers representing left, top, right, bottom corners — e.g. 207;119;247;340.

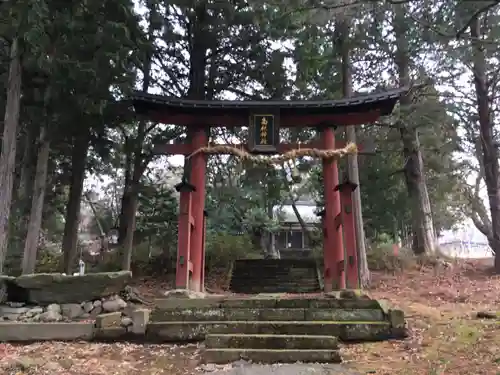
130;87;409;127
274;203;319;224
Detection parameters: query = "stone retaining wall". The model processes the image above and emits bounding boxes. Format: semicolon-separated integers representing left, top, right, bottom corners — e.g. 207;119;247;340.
0;271;131;304
1;294;132;325
0;271;153;341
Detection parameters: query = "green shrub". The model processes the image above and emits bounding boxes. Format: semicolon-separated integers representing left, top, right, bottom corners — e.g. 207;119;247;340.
205;232;259;272
35;248;62;273
367;244;416;271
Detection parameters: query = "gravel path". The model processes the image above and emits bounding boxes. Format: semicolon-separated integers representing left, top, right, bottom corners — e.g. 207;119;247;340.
202;362;363;375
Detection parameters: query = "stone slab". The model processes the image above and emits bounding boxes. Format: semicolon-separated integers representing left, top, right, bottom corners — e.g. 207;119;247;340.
146;321;395;342
204;348;342;364
151;307;385;322
95;312;122;329
207;363;363;375
13;271;132;304
131;308;150;335
205;333;339;350
152;297;386;311
305;308;385;321
155;298;222;310
152;308;308;322
94;326;127;340
0;322;94;341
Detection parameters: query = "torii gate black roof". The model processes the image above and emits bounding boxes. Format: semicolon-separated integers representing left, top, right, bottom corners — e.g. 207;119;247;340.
129;87;409;127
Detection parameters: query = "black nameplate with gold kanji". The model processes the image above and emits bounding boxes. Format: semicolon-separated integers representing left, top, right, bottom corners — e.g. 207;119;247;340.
248;113;279;153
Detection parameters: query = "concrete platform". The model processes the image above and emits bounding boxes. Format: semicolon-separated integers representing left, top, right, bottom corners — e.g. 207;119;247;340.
204;348;342;364
146;320;395;342
0;322;94;341
151;307;384;322
205;333;338;350
154;296;384;311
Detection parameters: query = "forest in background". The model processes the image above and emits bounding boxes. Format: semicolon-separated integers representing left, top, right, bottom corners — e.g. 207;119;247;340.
0;0;499;280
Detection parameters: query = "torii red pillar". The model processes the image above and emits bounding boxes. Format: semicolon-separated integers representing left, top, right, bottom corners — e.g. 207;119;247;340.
174;180;195;289
321;127;345;291
189;127;208;292
335;180;359;289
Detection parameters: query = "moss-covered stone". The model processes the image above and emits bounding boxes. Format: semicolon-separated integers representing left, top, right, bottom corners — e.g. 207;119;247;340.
203;348;341;364
339;289;366;299
389;309;405;329
95;312;121;329
154;298;222;310
205;333;338;350
147;321;393;342
152;307;308;322
376;299;391;315
13;271;132;304
146;321;211;342
151;307;226;322
221;298;277;309
305;308;384;322
274;298;311;309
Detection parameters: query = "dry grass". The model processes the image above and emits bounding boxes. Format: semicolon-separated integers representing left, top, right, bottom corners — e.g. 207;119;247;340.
1;259;499;374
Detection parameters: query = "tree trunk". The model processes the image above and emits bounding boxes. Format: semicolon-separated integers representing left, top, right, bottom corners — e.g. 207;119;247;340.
61;129;90;274
117;141;133;243
21;126;50;274
338;17;370;287
469;16;500;271
394;5;436;255
119;0;159;267
0;38;22;274
17;124;37;205
121;192;139;271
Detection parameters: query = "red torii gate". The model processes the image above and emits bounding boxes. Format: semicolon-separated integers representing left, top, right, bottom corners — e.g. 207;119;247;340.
131;88;406;292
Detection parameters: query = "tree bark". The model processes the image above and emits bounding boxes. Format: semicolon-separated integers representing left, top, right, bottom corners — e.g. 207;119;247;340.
337;17;370;287
61;129;90;274
0;38;22;274
394;5;436;255
121;151;146;271
21;126;51;274
119;0;158;269
469;15;500;271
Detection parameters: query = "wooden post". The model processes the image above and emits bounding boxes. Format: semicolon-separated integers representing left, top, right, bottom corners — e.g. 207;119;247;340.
321;127;345;291
201;209;208;292
189;127;208;292
174;180;195;289
335;180;359;289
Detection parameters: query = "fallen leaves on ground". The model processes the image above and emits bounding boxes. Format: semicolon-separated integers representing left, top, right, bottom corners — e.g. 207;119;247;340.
0;342;203;375
343;258;500;375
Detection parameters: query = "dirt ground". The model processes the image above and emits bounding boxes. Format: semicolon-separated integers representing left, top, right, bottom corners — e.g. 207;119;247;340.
1;259;499;375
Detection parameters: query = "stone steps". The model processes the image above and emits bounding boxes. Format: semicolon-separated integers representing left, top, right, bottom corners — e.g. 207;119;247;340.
205;333;338;350
146;320;395;342
147;294;406;364
230;259;321;294
203;348;341;364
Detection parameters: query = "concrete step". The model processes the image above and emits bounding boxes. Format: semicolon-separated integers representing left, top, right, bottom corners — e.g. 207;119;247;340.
205;333;338;350
154;296;384;310
230;274;318;281
204;348;341;364
229;284;321;292
150;307;384;322
146;320;396;342
230;259;321;294
229;285;320;294
233;259;317;266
